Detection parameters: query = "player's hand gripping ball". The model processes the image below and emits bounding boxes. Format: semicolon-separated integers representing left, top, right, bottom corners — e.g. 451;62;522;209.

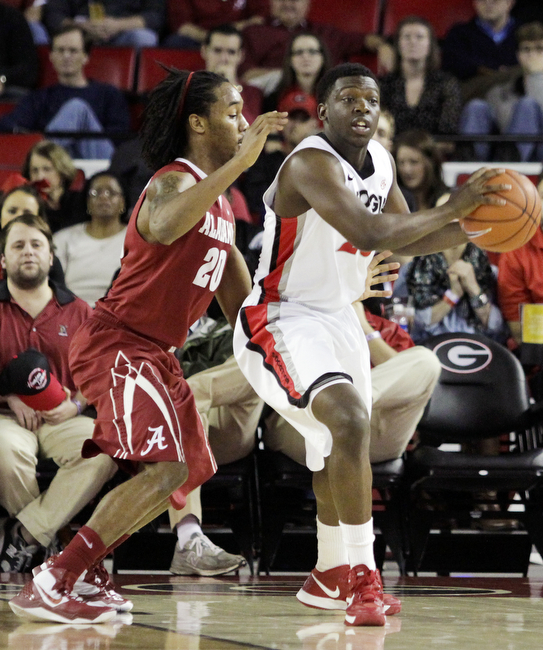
460;169;542;252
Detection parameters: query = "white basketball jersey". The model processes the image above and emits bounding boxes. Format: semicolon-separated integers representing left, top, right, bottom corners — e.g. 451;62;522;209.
249;134;394;312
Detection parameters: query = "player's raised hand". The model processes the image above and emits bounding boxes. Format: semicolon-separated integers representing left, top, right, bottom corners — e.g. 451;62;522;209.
447;167;512;218
236;111;288;169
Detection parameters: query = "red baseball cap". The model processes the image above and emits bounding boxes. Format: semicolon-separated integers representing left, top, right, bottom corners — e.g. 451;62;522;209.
0;348;66;411
278;90;318;119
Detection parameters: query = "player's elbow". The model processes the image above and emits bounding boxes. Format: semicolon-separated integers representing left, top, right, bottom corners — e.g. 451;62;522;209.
148;221;177;245
147;205;180;244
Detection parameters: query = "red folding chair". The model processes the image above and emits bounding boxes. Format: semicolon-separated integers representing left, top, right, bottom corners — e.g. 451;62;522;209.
308;0;381;34
349;53;379;75
0;102;17;120
0;133;44;168
136;48;205;95
382;0;474;39
38;45;136;91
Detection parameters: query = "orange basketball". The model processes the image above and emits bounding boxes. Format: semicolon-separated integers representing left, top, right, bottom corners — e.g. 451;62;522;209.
459;169;542;253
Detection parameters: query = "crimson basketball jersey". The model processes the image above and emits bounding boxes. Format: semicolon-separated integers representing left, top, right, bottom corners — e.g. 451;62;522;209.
97;159;235;349
249;135;393;311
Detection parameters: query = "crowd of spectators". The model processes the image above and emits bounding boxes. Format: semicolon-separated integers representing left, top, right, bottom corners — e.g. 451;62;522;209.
1;0;543;159
1;0;543;577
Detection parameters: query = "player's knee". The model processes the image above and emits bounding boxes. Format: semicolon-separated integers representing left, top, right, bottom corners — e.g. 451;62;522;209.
329;406;371;455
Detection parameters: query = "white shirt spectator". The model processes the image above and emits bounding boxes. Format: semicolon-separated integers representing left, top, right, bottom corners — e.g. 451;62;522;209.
53;222;127;307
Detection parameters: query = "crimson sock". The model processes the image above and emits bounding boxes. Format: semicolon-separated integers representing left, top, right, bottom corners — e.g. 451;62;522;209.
53;526;107;589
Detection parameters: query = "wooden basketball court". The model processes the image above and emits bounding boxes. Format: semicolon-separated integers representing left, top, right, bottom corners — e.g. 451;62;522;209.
1;565;543;649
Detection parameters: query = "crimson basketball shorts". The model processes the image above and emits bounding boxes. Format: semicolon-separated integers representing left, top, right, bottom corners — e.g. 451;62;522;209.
69;312;216;509
234;300;372;471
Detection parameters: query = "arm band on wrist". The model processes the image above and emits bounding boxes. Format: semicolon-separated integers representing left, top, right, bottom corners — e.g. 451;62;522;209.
444;289;460;308
366;330;382;342
71;399;82;415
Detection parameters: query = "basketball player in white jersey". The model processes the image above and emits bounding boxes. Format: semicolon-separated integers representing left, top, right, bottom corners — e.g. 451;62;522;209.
234;63;510;626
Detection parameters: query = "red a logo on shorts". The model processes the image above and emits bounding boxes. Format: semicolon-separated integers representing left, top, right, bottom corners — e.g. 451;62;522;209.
141;425;168;456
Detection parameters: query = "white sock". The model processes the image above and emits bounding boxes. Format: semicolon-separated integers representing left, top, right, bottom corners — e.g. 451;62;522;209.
339;518;376;571
315;518;349;572
175;514;202;548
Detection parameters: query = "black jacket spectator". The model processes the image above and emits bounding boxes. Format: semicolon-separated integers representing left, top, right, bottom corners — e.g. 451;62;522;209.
442;17;518;81
0;4;39;95
44;0;165;35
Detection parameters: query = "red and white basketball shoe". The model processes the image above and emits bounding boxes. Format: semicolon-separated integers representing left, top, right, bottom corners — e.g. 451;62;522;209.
33;557;133;612
375;569;401;615
297;565;350;610
74;562;134;612
9;566;117;624
297;565;401;615
344;564;386;627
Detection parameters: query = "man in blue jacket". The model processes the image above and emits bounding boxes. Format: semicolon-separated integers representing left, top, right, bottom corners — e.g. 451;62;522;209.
0;24;130;160
442;0;519;101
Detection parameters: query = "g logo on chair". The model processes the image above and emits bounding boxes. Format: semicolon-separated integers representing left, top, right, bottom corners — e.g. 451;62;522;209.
431;338;493;374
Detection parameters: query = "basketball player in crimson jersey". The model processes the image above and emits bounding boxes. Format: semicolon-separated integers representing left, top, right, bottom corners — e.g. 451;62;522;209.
10;69;287;624
234;63;511;626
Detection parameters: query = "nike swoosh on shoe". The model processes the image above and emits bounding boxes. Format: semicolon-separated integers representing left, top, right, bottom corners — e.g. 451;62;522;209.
313;575;341;599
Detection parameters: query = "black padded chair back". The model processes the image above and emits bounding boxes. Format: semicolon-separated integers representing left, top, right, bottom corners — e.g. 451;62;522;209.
418;333;529;442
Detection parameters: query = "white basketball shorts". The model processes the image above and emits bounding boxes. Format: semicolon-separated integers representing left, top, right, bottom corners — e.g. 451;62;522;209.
234;299;372;471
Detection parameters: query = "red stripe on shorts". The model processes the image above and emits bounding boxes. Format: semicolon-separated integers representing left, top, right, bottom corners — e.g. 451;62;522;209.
240;304;303;405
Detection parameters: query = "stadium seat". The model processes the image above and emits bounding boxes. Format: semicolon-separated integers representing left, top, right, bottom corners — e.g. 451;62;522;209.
136;48;205;95
0;133;44;168
307;0;381;34
86;47;136;91
406;332;543;575
382;0;475;39
36;46;56;88
0;101;16;120
37;45;137;91
349;53;379;75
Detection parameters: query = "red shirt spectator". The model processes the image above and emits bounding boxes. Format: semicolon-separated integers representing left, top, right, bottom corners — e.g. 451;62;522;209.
498;225;543;344
365;310;414;368
168;0;268;35
164;0;268;49
0;279;92;395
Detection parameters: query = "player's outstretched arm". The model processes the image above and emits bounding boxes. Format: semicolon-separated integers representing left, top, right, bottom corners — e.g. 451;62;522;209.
277;151;511;253
140;111;288;245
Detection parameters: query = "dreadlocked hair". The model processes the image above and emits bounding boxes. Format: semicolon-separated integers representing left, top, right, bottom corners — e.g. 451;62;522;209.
140;67;227;171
